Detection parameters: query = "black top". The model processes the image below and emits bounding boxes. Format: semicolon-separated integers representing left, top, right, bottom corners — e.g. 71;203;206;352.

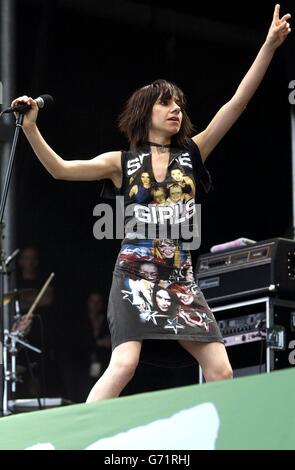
100;139;213;200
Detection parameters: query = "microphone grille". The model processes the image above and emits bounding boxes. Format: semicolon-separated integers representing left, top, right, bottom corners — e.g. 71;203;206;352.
36;94;54;109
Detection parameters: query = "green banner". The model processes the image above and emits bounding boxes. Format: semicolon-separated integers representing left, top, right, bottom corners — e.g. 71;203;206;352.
0;368;294;450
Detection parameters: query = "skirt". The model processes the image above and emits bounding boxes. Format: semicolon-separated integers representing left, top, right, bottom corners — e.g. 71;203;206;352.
107;239;224;356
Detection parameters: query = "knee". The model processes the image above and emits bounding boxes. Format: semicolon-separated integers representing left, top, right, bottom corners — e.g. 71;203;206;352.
206;364;233;382
220;366;233;380
111;356;139;381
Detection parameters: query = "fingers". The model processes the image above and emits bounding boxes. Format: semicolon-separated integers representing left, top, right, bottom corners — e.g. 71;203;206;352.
278;12;292;33
273;4;292;33
11;95;29;108
276;20;291;35
281;13;291;23
10;95;37;109
273;4;280;22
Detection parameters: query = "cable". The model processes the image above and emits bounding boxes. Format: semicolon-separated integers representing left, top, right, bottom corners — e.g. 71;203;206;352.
259;336;265;374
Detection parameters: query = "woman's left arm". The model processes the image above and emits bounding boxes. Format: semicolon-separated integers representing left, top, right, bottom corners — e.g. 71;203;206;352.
193;4;291;162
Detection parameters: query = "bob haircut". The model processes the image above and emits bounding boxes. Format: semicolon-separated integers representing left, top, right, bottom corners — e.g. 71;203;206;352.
118;79;193;151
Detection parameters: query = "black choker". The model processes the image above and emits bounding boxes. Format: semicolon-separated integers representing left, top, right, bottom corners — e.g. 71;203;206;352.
148;141;171;148
148;141;171;153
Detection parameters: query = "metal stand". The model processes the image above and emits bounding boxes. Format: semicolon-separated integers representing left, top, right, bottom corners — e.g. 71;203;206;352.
0;113;40;415
3;329;41;394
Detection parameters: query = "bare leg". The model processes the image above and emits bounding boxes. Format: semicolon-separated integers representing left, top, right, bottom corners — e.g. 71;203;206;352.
86;340;142;403
178;340;233;382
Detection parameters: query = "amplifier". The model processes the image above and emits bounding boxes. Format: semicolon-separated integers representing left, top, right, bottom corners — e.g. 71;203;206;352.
217;312;265;347
199;296;295;381
195;238;295;303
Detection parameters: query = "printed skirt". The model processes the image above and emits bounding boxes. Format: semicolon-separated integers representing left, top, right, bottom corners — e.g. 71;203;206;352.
107;239;224;353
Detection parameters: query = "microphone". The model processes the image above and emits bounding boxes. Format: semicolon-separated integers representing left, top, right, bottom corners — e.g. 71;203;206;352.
1;94;54;114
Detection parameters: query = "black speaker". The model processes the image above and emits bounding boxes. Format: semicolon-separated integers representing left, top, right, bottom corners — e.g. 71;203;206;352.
196;238;295;303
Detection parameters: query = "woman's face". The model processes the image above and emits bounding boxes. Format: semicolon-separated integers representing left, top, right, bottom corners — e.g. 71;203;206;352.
139;262;158;281
153;188;165;203
141;172;150;187
171;169;184;182
155;289;171;312
176;292;194;306
158;240;176;258
150;95;182;137
169;185;183;202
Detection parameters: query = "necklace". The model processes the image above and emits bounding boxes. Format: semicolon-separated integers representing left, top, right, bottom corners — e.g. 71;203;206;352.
148;141;171;154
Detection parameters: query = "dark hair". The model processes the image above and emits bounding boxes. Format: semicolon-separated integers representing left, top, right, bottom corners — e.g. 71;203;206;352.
150;185;167;198
118;79;193;151
130;169;151;188
169;283;191;296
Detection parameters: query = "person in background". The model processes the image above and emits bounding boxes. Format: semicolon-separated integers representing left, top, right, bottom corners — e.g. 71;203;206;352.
14;246;57;398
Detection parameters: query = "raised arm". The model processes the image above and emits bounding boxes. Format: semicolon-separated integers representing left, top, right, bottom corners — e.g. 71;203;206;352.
193;4;292;162
11;95;122;187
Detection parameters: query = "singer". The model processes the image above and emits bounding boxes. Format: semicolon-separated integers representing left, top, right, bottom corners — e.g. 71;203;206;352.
11;5;291;402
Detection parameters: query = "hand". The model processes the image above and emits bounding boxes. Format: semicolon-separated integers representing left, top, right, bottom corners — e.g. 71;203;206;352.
12;313;33;336
10;95;39;129
265;4;291;50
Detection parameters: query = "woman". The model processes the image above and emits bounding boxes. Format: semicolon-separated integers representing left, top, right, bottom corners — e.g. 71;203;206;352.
129;171;151;203
12;5;291;402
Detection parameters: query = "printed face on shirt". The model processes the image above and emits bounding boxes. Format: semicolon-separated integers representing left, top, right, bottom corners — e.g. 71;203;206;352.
151;187;166;204
176;292;194;306
158;240;177;259
169;184;183;203
156;289;171;312
139;263;158;281
141;172;151;188
171;168;184;183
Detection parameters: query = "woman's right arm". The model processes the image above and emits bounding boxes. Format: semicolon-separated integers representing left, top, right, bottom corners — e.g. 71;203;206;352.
11;95;122;186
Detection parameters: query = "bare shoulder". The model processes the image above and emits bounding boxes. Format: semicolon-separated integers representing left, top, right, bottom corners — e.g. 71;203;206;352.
97;150;121;168
62;150;122;182
95;150;122;187
91;150;122;175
